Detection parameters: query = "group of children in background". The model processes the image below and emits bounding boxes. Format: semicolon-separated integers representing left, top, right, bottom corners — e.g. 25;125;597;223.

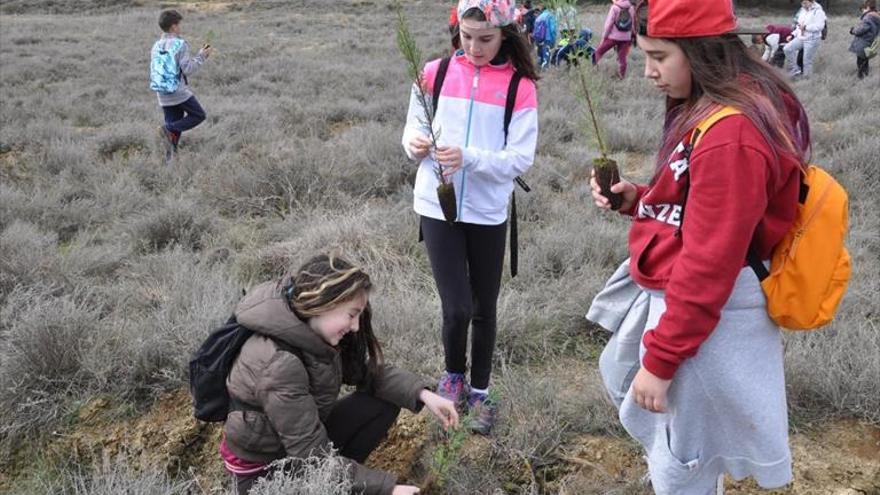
147;1;870;494
152;0;877;163
751;0;879;79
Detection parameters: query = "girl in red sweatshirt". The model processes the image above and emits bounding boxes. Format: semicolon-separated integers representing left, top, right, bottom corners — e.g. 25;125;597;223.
590;1;809;492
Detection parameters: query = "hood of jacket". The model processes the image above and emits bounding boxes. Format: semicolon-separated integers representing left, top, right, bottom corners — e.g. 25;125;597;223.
234;280;336;358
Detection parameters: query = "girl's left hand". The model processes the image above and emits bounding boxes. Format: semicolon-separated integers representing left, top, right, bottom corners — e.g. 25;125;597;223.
631;367;672;413
435;145;463;177
419;389;460;431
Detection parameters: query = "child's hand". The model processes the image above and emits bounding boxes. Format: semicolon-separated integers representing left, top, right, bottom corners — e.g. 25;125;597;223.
631;367;672;413
435;145;463;177
200;45;213;58
392;485;421;495
590;168;638;212
419;389;460;431
408;135;432;161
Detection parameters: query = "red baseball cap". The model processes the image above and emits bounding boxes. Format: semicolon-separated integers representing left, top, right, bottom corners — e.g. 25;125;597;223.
644;0;739;38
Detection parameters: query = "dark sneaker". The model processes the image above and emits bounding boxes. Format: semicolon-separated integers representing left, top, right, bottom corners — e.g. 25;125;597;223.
467;391;497;436
157;125;173;164
437;372;469;413
157;126;179;164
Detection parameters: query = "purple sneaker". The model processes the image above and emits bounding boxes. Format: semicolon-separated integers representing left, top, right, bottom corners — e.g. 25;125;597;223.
467;391;498;436
437;372;470;412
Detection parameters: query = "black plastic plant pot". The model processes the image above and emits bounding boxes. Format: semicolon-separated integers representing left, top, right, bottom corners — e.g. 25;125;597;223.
593;157;623;211
436;182;457;223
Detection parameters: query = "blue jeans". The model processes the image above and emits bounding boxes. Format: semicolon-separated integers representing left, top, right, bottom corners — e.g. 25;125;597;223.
537;42;552;69
161;95;206;136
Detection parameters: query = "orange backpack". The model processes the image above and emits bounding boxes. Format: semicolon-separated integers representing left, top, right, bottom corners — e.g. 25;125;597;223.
688;107;851;330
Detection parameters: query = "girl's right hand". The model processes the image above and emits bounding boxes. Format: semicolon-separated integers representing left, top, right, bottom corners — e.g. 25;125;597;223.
407;135;432;161
590;168;638;212
392;485;421;494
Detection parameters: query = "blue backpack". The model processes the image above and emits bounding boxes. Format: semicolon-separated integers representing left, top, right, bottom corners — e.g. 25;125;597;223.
533;16;548;42
534;13;557;44
150;38;185;94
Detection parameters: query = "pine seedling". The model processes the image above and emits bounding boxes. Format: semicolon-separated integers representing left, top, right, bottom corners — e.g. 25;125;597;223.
557;0;624;210
394;2;457;223
422;412;474;493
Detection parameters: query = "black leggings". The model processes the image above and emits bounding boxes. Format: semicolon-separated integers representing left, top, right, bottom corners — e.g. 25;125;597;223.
857;55;870;78
420;215;507;390
233;392;400;494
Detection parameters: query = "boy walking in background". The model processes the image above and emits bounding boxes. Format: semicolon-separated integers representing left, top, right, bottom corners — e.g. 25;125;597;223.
150;10;212;164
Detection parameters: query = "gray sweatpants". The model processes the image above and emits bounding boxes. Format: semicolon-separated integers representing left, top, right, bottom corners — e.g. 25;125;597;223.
599;266;792;495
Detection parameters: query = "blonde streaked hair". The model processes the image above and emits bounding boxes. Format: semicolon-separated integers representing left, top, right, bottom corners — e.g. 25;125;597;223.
290;254;372;318
286;253;383;390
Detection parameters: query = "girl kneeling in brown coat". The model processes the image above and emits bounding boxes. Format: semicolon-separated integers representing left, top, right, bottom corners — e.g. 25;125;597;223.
220;254;458;495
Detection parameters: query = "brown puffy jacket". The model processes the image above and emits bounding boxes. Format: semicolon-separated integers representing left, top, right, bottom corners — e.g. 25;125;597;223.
224;280;430;495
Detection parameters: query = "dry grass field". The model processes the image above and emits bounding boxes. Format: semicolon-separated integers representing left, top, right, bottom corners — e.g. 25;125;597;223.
0;0;877;493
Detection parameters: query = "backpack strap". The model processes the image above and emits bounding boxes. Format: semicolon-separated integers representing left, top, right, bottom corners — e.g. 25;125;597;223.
431;57;451;116
675;107;778;283
503;72;523;145
676;106;741;238
504;71;529;278
746;172;811;282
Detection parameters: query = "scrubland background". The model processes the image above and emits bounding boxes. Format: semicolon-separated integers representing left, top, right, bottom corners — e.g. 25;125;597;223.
0;0;877;493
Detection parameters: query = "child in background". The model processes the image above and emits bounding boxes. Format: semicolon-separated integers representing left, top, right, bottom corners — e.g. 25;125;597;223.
761;24;794;67
593;0;636;78
522;0;539;43
533;4;558;68
590;0;808;492
783;0;826;78
401;0;539;436
552;28;594;67
849;0;880;79
221;254;458;495
750;33;766;57
150;10;211;164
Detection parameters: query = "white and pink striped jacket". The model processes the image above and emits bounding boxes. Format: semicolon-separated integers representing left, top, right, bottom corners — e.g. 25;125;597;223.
401;53;538;225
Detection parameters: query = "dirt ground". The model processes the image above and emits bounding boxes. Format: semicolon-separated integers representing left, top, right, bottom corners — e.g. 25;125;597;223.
7;387;876;494
368;408;880;494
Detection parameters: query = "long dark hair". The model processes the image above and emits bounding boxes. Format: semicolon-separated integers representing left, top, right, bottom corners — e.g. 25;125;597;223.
286;253;383;392
460;7;540;81
634;1;810;177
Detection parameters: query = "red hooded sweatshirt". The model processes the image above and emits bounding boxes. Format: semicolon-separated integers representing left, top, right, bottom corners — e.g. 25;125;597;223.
622;106;801;379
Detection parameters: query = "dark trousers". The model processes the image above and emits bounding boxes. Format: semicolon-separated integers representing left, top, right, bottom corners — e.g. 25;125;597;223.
420;215;507;390
232;392;400;494
593;38;632;77
857;55;870;78
775;45;804;70
161;95;206;137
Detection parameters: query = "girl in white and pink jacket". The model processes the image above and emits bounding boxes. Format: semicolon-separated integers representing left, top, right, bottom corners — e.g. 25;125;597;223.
593;0;636;78
401;0;538;436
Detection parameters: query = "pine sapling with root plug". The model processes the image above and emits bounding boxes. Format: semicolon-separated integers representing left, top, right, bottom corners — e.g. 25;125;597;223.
571;46;624;210
395;2;457;223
